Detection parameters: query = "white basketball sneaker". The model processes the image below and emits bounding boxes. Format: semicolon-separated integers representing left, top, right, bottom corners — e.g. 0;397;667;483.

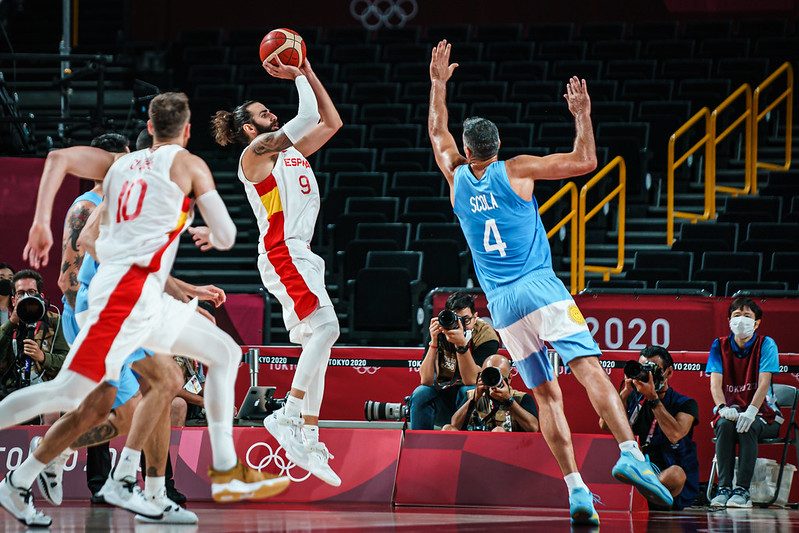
303;441;341;487
30;436;66;506
97;475;163;519
264;407;306;464
0;473;52;527
135;487;198;524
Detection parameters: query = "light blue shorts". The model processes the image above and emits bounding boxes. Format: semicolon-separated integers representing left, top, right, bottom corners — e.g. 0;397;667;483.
488;270;600;388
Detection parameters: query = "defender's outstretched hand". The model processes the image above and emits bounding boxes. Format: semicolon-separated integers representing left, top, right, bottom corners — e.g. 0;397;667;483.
430;40;458;83
188;226;213;251
564;77;591;117
23;222;53;268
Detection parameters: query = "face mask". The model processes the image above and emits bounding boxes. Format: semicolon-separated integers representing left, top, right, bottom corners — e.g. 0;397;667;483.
729;316;755;339
0;279;11;297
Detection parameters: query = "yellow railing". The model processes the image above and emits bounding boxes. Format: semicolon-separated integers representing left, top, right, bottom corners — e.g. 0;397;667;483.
666;107;712;244
712;84;753;196
578;156;626;291
752;62;794;192
539;182;578;294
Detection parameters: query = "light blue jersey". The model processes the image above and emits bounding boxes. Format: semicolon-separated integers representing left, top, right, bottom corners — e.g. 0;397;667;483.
452;161;600;388
61;190;103;342
452;161;553;296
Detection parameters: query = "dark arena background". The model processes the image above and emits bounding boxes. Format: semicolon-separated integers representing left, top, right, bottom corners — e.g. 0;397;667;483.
0;0;798;531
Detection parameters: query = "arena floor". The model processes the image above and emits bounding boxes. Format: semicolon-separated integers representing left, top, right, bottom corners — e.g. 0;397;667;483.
5;502;798;532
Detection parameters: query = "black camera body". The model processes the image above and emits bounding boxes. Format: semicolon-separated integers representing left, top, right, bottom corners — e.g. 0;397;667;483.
479;366;503;388
624;360;665;391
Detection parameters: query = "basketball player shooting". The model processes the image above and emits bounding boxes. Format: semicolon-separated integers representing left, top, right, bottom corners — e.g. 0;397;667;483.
207;54;342;486
427;40;673;526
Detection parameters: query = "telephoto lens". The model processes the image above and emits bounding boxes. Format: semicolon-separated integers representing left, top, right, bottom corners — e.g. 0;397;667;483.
437;309;460;330
481;366;503;388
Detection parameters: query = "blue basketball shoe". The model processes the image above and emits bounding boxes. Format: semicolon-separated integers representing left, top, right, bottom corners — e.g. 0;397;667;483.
569;486;599;526
611;451;673;507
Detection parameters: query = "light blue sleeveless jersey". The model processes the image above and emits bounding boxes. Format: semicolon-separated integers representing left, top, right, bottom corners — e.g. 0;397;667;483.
452;161;553;295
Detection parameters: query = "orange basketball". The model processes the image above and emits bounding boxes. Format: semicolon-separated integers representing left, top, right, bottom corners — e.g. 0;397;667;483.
259;28;306;67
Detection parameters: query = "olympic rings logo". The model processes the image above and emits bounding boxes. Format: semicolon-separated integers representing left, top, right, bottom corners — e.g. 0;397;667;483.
355;366;379;375
245;442;312;482
349;0;418;31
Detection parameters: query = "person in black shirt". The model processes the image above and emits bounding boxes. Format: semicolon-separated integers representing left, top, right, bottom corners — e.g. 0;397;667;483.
600;345;699;510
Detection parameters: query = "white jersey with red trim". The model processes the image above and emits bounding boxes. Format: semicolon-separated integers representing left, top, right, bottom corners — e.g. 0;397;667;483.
238;146;330;332
95;144;193;285
238;146;320;255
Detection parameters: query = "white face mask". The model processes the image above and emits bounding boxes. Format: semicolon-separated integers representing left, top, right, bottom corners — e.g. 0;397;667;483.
729;316;756;339
464;329;473;343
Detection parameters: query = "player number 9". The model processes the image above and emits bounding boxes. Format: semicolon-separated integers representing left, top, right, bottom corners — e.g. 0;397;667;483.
298;175;311;195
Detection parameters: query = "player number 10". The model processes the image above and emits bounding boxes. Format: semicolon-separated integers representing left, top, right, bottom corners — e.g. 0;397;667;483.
483;219;507;257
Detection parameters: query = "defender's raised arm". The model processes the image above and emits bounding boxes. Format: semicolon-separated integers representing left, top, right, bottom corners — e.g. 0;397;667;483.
428;40;466;185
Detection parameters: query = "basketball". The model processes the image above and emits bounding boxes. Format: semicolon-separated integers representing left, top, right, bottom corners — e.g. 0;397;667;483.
259;28;306;67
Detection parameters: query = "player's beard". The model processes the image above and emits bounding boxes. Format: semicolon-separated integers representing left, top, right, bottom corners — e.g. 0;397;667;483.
252;118;279;135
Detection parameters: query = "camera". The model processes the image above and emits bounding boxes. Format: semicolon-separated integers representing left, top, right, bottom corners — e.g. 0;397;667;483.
437;309;463;330
624;360;665;391
479;366;503;388
16;293;46;325
364;397;410;421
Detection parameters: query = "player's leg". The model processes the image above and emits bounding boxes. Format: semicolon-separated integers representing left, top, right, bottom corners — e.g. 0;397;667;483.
167;310;290;502
134;401;197;525
567;357;634;442
265;305;339;484
0;369;100;527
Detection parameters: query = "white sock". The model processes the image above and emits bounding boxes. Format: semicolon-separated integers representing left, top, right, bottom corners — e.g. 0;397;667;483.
208;422;237;472
144;475;165;499
284;395;303;418
564;472;588;493
113;447;141;480
619;440;646;461
10;456;47;489
302;425;319;445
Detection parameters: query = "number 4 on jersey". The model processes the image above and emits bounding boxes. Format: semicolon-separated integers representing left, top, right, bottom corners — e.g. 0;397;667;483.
483;218;507;257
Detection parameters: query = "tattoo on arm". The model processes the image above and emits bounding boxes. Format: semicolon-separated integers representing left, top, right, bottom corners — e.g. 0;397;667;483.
70;420;119;449
251;131;292;156
67;205;92;252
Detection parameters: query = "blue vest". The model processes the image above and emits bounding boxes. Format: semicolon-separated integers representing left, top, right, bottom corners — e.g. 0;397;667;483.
452;162;553;293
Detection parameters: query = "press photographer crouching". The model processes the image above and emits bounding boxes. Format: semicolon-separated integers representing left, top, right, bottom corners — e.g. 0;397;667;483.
0;270;68;402
444;354;539;432
600;345;699;510
409;292;500;430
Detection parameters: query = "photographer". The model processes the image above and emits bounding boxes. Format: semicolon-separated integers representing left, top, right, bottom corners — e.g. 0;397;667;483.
599;345;699;510
445;354;539;432
0;263;14;326
410;291;500;430
0;270;68;401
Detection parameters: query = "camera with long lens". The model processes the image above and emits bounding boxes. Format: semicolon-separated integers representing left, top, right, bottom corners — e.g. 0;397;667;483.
15;293;47;339
624;360;665;391
479;366;503;388
364;396;410;421
437;309;464;331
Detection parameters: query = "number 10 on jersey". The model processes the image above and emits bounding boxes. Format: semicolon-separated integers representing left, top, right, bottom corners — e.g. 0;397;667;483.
483;219;507;257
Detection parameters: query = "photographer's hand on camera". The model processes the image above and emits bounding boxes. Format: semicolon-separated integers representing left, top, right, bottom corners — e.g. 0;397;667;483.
22;339;45;363
489;379;511;403
633;372;659;401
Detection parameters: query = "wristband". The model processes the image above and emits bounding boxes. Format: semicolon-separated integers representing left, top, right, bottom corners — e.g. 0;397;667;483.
501;397;515;410
646;398;661;409
712;403;726;415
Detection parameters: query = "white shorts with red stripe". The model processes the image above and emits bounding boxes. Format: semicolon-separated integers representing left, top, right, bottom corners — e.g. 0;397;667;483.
258;239;331;336
64;263;197;382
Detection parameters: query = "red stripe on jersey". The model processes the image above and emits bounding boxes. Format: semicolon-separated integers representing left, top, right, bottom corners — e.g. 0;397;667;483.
69;195;191;381
68;266;148;381
254;174;277;196
264;210;318;321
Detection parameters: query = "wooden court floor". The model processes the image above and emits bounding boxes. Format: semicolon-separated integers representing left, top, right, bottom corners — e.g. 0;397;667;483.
3;502;799;532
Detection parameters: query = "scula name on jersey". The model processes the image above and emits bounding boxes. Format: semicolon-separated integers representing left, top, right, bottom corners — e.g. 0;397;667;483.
470;192;499;213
